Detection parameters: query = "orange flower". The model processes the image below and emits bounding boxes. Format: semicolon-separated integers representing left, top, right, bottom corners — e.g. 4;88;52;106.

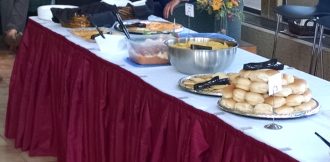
231;0;239;7
212;0;223;11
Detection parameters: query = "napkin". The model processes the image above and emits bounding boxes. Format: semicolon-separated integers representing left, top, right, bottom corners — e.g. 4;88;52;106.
95;34;127;53
101;0;146;7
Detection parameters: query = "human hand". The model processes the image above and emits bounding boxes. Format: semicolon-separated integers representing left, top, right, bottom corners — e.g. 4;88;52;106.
163;0;181;19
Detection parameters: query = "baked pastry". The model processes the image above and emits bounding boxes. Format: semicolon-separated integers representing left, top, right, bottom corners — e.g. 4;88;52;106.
245;92;264;105
295;99;317;111
274;86;292;97
288;78;308;95
236;77;251;91
275;106;294;114
282;73;294;85
180;73;231;94
235;102;253;113
248;69;279;82
221;85;235;99
302;89;312;102
228;73;240;84
285;94;304;106
218;68;316;115
220;98;236;109
233;88;247;102
264;96;286;108
239;70;253;79
254;103;273;114
250;81;268;94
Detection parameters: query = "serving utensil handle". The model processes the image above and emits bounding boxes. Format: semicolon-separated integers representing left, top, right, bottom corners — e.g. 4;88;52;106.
315;132;330;148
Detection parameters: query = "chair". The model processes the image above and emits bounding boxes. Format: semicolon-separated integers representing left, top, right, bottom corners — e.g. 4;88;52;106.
271;0;330;67
310;16;330;78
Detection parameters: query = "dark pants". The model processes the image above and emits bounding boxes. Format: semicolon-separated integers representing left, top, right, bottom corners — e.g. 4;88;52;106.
1;0;30;33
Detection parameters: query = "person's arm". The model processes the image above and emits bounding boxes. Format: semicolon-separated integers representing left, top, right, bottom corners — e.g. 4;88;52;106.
163;0;181;19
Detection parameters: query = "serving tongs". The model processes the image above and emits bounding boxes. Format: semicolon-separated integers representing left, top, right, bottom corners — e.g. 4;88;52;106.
190;44;212;50
112;5;131;39
193;76;230;91
315;132;330;148
243;59;284;70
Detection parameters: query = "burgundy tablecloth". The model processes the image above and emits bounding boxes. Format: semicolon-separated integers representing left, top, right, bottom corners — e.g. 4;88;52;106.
5;20;297;162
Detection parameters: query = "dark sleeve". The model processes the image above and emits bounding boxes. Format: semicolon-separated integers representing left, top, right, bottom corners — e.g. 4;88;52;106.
51;2;117;27
131;0;154;19
55;0;101;6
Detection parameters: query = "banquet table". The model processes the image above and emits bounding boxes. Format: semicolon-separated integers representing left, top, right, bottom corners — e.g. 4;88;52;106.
5;16;330;162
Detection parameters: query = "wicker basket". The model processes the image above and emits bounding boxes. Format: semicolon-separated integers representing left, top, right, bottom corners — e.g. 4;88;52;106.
118;7;135;20
288;19;315;36
61;14;92;28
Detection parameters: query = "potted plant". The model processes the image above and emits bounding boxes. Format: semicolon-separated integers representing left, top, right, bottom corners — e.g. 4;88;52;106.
196;0;244;40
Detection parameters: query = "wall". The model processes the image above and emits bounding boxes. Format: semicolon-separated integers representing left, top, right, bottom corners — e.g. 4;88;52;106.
287;0;317;5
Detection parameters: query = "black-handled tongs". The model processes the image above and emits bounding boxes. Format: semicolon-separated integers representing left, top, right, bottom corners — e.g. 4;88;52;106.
96;26;105;39
243;58;284;70
193;76;230;91
315;132;330;148
112;5;131;39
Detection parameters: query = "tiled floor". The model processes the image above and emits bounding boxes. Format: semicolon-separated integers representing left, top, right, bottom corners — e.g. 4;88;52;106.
0;38;57;162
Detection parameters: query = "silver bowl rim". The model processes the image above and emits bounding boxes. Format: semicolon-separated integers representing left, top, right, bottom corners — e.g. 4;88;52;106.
164;37;238;51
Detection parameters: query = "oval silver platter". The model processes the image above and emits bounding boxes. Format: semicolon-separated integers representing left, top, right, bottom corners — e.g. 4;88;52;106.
217;98;320;119
114;20;183;35
178;74;225;97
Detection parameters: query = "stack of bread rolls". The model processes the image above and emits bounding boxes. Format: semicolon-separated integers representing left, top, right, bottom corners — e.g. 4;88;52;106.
220;69;317;115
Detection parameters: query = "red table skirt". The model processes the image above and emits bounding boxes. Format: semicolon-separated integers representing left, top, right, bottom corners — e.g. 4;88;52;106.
5;20;297;162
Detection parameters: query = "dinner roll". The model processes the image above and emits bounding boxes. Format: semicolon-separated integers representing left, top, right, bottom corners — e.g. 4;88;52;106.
264;96;286;108
288;78;307;95
228;73;240;84
236;77;251;91
302;89;312;102
250;81;268;94
254;103;273;115
221;85;235;99
233;88;247;102
282;73;294;85
274;86;292;97
275;106;294;114
295;99;317;111
249;69;279;82
286;94;304;107
239;70;253;79
235;102;253;113
247;69;266;82
263;94;270;98
220;98;236;109
245;92;265;105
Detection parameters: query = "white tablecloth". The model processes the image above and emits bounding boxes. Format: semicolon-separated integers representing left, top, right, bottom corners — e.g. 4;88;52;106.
31;16;330;162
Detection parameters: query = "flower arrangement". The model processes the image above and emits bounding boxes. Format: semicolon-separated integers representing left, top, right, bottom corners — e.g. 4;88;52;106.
196;0;243;20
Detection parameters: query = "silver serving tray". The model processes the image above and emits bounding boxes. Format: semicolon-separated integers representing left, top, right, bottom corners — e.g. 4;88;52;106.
114;20;183;35
217;98;320;119
178;74;225;97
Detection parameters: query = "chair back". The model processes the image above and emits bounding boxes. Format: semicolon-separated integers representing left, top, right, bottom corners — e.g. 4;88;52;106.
316;0;330;15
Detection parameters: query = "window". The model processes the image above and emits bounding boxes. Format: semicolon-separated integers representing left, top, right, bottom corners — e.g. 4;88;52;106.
244;0;261;11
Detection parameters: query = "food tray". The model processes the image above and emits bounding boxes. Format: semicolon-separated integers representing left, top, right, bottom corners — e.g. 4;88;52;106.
69;27;111;42
217;98;320;119
178;73;230;97
114;20;183;35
